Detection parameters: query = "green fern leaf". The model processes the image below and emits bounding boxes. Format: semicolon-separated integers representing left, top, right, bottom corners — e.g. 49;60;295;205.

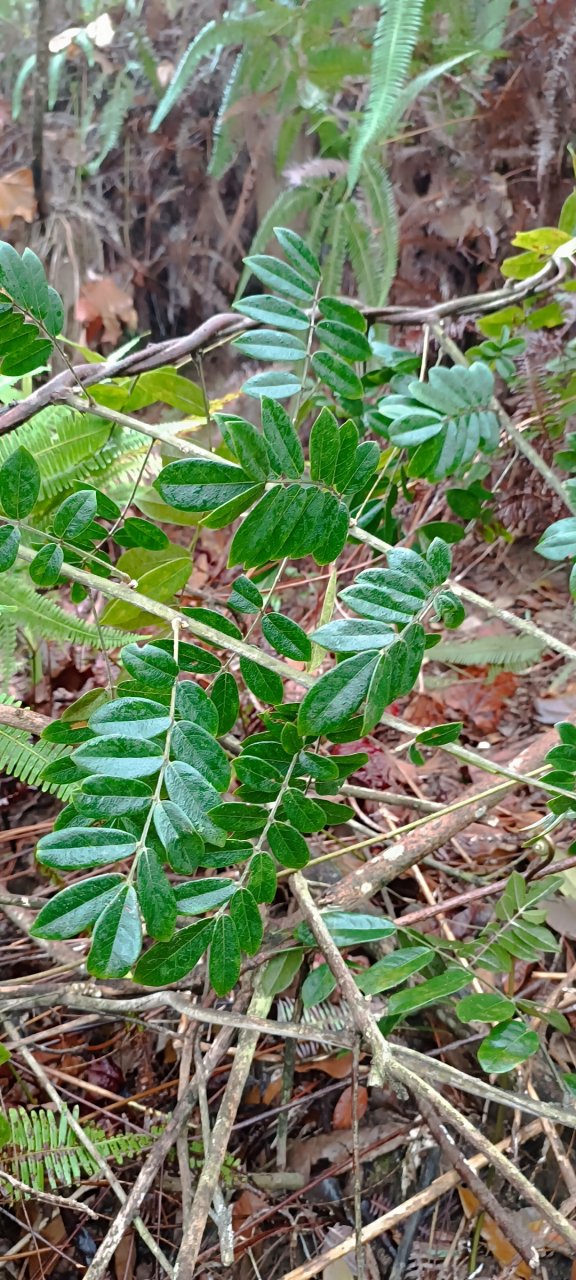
150;11;295;133
341;201;381;306
86;73;135;176
0;573;137;650
348;0;426;191
308;184;341;257
321;201;348;298
235;186;320;299
431;635;545;673
208;51;247;179
0;696;71;798
0;609;18;694
1;1106;157;1197
359;159;398;304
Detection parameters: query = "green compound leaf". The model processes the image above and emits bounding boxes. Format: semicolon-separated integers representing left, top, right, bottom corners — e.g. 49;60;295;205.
261;396;304;478
227;418;272;482
31;875;124;940
302;963;337;1008
282;789;326;834
246;851;277;903
311;618;394;654
0;525;20;571
242;254;315;302
171;721;231;792
134;919;215;986
230;887;263;955
309;407;340;485
387;968;469;1018
207;801;267;836
319;297;366;332
227;574;263;613
417;722;463;746
153;800;204;874
239;656;284;705
36;827;137;870
121;643;177;692
53;489;98;539
536;517;576;561
262;947;303;996
316;319;372;363
137;847;177;942
456;993;515;1024
233;295;309;331
89;697;171;740
175;878;235;914
165;761;227;847
87;885;142;979
242;370;302;400
155;458;255;513
210;915;241;996
311;351;363;400
175;682;219;735
0;447;41;519
209;672;239;735
477;1020;540;1073
72;736;164;780
267;821;310;869
297;650;379;736
274;227;320;283
261;613;311;662
29;543;64;588
355;946;432;996
232;329;307;363
295;912;396;947
75;777;153;819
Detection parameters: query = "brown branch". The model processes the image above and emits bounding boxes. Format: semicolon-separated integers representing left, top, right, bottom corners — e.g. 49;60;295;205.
291;872;576;1255
280;1120;544;1280
174;975;273;1279
322;718;570;909
81;987;251;1280
418;1095;536;1267
31;0;49;220
0;705;51;734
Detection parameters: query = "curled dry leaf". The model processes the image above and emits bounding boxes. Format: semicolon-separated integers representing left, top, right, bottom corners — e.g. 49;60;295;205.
114;1230;136;1280
76;276;137;344
0;168;36;228
332;1084;368;1129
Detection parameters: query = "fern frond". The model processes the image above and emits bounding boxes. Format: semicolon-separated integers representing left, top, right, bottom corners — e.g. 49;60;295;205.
0;696;70;798
382;52;475;141
321;201;348;298
208;51;247;179
0;574;137;650
1;1106;157;1196
431;635;545;673
359;158;398;304
150;10;295;133
308;184;339;257
348;0;426;190
235;186;320;299
341;201;381;307
0;610;18;694
86;73;135;176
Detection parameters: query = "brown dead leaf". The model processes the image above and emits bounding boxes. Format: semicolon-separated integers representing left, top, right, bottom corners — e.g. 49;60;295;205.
459;1187;530;1277
310;1053;354;1079
76;276;137;344
114;1230;136;1280
263;1073;283;1105
232;1189;268;1244
0;169;36;228
443;671;518;734
333;1085;368;1130
288;1121;407;1183
404;693;447;727
245;1085;261;1105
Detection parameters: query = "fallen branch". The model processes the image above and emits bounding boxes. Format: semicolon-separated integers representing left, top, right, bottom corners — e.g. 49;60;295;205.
81;988;251;1280
418;1095;536;1267
4;1020;174;1277
173;974;273;1280
291;872;576;1255
0;1171;99;1217
322;718;569;908
280;1119;544;1280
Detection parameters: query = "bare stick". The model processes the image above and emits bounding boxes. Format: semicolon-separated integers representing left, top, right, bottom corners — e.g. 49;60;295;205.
280;1120;544;1280
174;975;273;1280
194;1039;233;1266
4;1020;174;1277
0;1171;99;1217
418;1095;536;1267
291;873;576;1254
81;989;251;1280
